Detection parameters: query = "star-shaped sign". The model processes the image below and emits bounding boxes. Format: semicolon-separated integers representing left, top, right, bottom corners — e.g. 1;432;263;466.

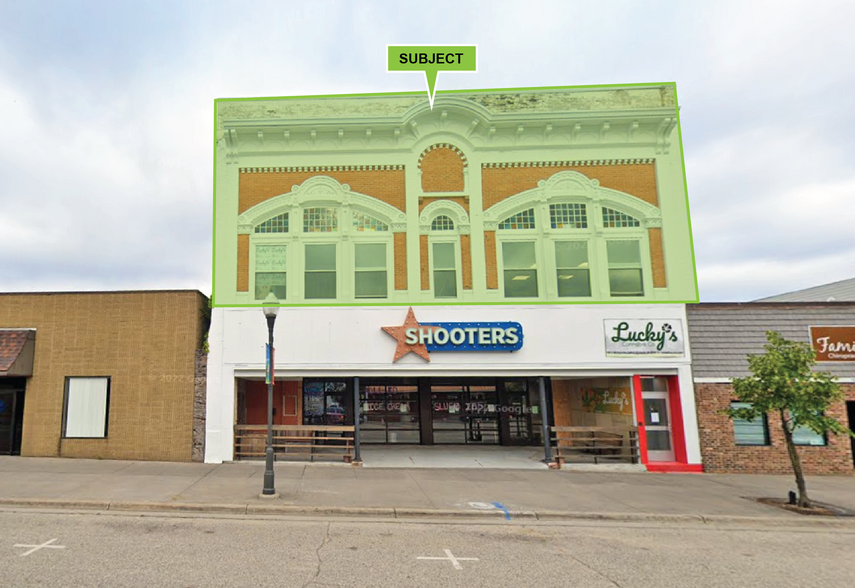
381;307;442;362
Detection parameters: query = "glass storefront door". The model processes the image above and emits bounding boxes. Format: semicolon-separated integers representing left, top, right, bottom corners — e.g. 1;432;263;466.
430;384;500;444
502;380;533;444
641;377;675;461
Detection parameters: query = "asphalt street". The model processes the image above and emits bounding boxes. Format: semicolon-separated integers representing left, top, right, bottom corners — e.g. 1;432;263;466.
1;510;854;588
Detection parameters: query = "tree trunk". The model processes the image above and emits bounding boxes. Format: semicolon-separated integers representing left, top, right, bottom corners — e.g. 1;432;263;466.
780;408;811;508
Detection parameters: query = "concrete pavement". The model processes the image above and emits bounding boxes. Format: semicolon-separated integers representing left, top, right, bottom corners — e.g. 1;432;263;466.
1;456;854;523
4;510;855;588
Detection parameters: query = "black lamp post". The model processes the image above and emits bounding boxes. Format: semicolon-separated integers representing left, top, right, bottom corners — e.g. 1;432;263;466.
262;293;279;497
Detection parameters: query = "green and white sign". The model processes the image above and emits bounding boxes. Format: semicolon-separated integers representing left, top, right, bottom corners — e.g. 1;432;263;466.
604;319;684;356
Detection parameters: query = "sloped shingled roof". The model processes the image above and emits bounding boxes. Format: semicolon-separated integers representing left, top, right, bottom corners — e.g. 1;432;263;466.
0;330;31;374
755;277;855;302
686;303;855;379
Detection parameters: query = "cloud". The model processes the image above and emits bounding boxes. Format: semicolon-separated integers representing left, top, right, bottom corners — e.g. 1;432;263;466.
0;0;853;302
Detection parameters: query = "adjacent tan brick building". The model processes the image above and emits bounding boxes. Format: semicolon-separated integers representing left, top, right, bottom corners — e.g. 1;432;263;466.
0;291;208;461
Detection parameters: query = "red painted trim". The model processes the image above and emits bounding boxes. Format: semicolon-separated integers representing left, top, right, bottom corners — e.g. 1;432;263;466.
646;462;704;473
632;374;649;465
667;375;688;465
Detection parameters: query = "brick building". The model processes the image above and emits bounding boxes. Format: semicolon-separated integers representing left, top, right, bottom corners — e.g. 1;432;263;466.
0;291;208;461
687;302;855;474
208;85;701;471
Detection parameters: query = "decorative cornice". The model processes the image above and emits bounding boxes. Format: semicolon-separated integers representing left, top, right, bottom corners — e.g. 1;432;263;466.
418;144;469;169
482;159;654;169
240;165;404;173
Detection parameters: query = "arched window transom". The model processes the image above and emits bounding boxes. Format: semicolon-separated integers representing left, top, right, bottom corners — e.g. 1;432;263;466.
549;203;587;229
304;207;338;232
431;215;455;231
499;209;535;230
602;207;640;228
353;211;388;232
255;213;289;233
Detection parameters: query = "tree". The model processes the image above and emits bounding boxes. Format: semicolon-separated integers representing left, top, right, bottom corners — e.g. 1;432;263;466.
725;331;853;508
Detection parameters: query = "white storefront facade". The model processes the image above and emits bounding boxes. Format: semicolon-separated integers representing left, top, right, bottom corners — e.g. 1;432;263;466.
205;303;701;471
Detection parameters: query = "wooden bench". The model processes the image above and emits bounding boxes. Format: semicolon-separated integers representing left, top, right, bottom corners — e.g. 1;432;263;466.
234;425;355;463
551;426;638;466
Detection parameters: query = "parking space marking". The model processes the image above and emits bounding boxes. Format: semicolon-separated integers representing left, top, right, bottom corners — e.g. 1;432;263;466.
14;538;66;557
417;548;479;570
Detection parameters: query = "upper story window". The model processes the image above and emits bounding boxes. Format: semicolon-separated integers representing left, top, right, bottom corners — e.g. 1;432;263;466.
255;213;289;233
602;207;640;228
431;215;455;231
304;207;338;233
499;209;535;230
549;203;587;229
486;171;661;301
606;240;644;296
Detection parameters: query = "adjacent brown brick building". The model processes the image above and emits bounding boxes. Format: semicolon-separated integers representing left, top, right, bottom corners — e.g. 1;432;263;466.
687;303;855;475
0;291;208;461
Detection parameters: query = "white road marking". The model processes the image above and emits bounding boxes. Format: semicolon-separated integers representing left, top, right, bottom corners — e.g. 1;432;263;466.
417;548;479;570
14;538;66;557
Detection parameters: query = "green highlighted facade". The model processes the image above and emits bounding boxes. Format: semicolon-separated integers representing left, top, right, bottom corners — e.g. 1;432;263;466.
213;84;698;307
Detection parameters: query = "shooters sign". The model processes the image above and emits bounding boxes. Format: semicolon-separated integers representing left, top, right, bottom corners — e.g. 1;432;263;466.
382;307;522;362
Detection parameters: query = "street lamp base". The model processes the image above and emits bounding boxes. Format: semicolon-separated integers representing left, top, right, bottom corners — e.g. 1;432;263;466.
258;492;280;499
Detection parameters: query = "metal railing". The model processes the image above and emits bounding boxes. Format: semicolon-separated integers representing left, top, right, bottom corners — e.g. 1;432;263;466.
234;425;355;463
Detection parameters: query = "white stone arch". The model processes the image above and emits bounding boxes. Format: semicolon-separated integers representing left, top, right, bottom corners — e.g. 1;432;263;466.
237;175;408;234
419;199;471;234
483;170;662;230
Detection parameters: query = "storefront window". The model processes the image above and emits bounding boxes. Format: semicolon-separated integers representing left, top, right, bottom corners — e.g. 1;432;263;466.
303;380;347;426
359;381;420;443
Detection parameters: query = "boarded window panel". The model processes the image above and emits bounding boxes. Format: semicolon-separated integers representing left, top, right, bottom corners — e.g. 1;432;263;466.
65;378;109;438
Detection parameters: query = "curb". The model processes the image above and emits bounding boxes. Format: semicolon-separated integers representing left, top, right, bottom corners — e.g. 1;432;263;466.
1;498;854;526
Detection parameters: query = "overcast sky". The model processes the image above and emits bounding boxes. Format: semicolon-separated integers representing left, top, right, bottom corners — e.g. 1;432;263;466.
0;0;852;302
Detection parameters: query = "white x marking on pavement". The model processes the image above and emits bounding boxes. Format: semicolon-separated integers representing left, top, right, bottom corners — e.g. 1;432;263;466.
14;538;66;557
417;548;479;570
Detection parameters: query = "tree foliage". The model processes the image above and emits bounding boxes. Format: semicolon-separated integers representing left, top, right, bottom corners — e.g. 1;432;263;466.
725;331;853;508
727;331;848;437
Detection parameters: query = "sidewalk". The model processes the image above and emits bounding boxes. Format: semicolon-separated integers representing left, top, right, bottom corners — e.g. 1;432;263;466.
1;456;854;523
